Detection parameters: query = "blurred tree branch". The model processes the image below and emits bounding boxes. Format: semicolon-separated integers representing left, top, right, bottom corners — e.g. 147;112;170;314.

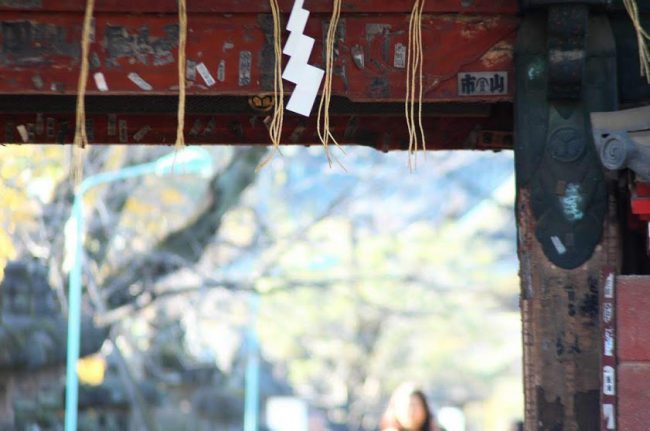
102;147;266;307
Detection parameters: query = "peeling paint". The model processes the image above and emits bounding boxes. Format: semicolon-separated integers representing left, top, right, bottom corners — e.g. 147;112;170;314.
239;51;252;87
0;21;79;65
0;0;41;8
480;40;513;68
104;24;178;67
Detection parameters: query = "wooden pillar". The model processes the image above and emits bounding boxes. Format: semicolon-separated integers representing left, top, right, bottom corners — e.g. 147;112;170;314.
518;185;620;430
515;8;621;430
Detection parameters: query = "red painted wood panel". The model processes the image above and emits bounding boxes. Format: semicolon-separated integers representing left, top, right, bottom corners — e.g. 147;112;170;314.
618;363;650;431
0;12;517;102
0;108;512;148
617;276;650;362
0;0;519;14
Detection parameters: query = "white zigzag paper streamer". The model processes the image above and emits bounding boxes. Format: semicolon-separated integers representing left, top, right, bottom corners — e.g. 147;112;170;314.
282;0;325;117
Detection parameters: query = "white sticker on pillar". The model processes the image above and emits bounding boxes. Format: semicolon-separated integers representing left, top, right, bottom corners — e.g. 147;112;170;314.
603;404;615;430
550;235;567;255
604;273;614;299
282;0;324;117
604;328;614;357
603;366;615;395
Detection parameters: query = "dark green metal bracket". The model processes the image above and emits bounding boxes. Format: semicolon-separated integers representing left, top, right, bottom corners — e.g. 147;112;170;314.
515;6;618;269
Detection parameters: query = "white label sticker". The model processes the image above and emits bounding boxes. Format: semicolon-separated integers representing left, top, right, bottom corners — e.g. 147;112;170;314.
16;125;29;142
217;60;226;82
128;72;153;91
603;366;615;395
604;328;614;357
196;62;216;87
550;236;567;255
603;404;616;430
394;43;406;69
94;72;109;92
133;125;151;142
604;273;614;299
459;71;508;96
603;303;613;323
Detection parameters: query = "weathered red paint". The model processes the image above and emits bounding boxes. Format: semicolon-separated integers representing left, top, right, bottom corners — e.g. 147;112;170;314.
0;0;519;14
618;363;650;431
617;276;650;362
631;182;650;221
0;12;517;102
616;276;650;431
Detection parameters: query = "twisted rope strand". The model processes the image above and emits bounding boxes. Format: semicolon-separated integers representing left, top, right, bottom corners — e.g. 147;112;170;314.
176;0;188;148
624;0;650;82
317;0;343;167
406;0;426;170
72;0;95;185
257;0;285;171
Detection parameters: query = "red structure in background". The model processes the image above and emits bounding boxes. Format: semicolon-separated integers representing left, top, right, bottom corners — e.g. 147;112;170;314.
0;0;517;149
616;276;650;431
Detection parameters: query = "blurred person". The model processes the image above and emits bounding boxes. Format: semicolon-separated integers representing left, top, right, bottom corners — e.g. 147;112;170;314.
380;383;440;431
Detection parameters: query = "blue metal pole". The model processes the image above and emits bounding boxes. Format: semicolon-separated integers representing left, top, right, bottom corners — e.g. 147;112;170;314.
64;194;84;431
63;148;212;431
244;293;260;431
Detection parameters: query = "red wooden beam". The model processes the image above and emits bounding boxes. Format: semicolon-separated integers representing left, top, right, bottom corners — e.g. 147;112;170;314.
0;12;517;102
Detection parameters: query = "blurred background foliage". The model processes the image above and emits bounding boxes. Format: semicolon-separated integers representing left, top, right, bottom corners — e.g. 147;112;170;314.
0;144;521;431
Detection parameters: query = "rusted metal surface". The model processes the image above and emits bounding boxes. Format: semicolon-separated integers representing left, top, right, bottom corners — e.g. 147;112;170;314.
0;12;517;102
0;0;518;14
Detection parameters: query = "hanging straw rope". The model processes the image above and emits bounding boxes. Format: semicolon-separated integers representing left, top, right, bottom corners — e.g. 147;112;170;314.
405;0;426;170
624;0;650;83
317;0;343;167
176;0;188;148
258;0;285;170
72;0;95;184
